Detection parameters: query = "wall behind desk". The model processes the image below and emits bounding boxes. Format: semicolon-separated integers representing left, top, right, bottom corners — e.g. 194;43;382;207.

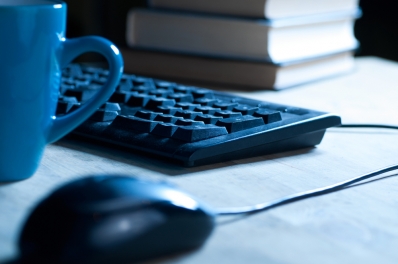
355;0;398;62
64;0;146;61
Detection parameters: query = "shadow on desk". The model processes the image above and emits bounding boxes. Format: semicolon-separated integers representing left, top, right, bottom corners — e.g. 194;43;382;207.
55;135;316;177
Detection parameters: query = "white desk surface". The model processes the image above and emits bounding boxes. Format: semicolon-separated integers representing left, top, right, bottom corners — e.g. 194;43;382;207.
1;56;398;264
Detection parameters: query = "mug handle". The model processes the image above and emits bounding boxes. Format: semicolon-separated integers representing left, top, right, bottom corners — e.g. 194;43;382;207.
46;36;123;144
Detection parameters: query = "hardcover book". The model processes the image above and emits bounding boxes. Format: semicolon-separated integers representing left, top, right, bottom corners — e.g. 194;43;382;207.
126;9;360;63
149;0;359;19
121;49;355;90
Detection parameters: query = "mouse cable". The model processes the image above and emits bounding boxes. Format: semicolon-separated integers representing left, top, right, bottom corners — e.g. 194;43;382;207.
217;123;398;216
216;163;398;216
339;124;398;129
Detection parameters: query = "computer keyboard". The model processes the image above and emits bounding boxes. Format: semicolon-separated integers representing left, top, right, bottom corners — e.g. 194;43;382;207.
58;64;341;166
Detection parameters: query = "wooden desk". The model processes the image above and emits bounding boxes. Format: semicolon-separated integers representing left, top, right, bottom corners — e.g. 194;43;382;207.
1;57;398;264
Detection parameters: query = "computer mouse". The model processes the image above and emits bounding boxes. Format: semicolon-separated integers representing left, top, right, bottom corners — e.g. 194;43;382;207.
18;175;216;264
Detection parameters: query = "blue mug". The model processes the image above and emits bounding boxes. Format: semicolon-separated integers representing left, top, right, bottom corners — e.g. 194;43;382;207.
0;0;123;181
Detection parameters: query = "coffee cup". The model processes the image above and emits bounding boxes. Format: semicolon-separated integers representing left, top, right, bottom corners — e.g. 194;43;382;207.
0;0;123;181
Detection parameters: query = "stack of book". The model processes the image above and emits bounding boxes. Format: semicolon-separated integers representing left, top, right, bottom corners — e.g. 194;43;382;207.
122;0;361;90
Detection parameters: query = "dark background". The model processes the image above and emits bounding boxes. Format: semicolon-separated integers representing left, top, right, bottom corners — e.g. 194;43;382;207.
63;0;398;62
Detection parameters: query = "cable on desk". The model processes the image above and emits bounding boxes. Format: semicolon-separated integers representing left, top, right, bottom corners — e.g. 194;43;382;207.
216;164;398;216
216;123;398;216
339;124;398;130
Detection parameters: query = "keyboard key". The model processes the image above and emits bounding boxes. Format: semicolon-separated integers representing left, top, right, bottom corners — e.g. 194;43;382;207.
172;125;228;142
134;110;162;120
260;104;308;115
155;81;175;89
109;91;137;104
176;103;201;110
58;96;78;103
194;106;222;115
253;109;282;124
233;105;259;115
131;85;155;94
62;79;76;86
175;119;205;126
151;123;179;137
56;101;79;115
194;114;223;124
64;87;97;102
82;66;103;75
216;115;265;133
63;64;83;77
194;98;220;106
69;103;81;112
117;80;133;91
100;102;121;112
73;80;91;88
167;93;194;103
154;114;183;123
191;89;214;99
156;106;183;115
60;84;75;94
149;89;173;97
175;110;202;119
91;77;108;85
111;115;161;133
121;73;136;81
213;102;239;110
75;75;92;82
145;97;176;110
126;94;156;107
214;111;242;118
89;109;118;122
173;85;195;93
99;102;121;111
288;108;309;115
98;69;110;77
132;77;154;87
